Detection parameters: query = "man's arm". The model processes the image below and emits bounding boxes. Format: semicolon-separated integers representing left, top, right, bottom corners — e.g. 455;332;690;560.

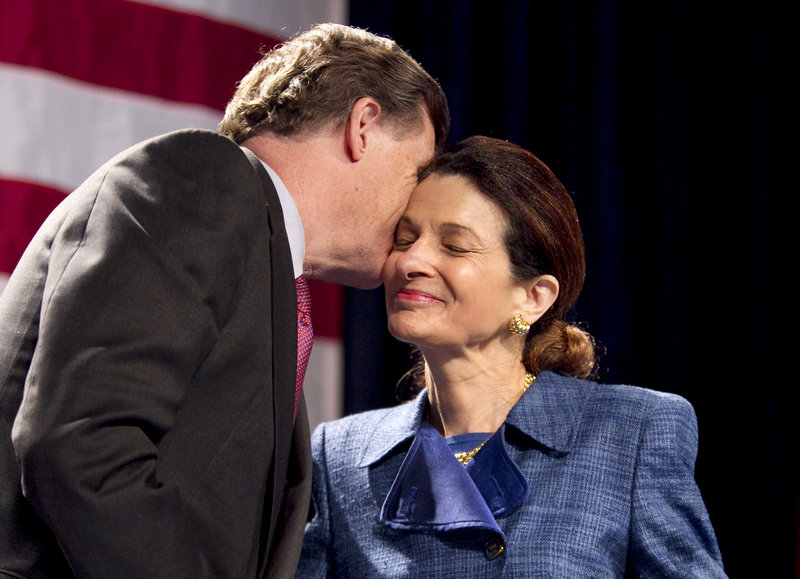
12;130;264;578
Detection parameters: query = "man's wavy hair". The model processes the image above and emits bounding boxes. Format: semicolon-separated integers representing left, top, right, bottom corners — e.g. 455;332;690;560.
219;23;449;149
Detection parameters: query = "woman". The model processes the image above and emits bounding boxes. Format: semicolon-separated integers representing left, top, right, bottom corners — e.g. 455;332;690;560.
296;137;725;577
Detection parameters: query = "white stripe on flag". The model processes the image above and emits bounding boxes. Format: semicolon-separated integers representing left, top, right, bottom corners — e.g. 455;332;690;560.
303;337;344;431
0;63;221;191
131;0;348;37
1;0;347;426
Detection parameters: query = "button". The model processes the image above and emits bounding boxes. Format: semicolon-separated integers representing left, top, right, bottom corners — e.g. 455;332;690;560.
484;536;505;560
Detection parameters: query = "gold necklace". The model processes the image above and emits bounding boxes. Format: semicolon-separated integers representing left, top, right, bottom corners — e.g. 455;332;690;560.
454;442;487;466
453;372;535;466
522;371;535;392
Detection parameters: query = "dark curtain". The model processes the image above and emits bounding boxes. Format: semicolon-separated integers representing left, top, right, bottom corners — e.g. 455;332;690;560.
344;2;797;576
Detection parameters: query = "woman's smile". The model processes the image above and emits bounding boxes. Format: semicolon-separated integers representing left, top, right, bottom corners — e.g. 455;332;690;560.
394;288;444;304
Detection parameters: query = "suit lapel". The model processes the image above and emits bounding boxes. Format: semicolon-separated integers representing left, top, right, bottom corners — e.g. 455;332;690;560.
240;147;297;573
504;370;590;456
360;373;590;465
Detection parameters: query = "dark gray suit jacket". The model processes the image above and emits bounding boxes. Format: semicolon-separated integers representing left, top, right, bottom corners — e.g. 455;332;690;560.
0;129;311;578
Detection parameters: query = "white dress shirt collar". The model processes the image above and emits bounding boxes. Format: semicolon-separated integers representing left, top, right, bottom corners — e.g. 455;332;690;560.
257;159;305;279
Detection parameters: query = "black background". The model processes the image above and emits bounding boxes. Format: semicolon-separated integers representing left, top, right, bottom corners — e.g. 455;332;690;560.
343;2;798;577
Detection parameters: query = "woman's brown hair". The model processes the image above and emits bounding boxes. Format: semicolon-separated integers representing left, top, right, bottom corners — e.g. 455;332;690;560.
399;136;596;399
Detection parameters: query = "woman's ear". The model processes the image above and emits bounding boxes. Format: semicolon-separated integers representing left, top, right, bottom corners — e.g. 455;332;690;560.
519;275;559;325
344;96;382;161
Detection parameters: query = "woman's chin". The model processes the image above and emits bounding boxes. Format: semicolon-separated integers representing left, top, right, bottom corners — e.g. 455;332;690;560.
387;318;432;346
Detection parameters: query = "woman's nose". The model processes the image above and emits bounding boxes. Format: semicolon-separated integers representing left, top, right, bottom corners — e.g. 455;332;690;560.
394;241;436;279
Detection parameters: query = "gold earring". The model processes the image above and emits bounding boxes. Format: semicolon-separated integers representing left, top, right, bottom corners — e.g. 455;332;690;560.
508;314;530;336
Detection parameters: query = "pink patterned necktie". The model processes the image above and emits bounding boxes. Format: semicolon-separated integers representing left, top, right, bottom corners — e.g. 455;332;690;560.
294;275;313;419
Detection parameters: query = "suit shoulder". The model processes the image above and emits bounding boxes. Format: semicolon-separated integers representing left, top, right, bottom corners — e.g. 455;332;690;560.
86;129;264;223
591;382;694;416
312;405;400;443
539;372;696;429
537;371;690;410
137;129;240;154
593;380;689;402
581;381;699;449
119;129;251;180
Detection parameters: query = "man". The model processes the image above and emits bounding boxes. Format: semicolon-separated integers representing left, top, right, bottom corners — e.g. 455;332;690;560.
0;23;449;578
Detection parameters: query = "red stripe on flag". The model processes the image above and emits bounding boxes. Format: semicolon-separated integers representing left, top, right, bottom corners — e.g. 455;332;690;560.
0;179;67;274
308;279;344;339
0;0;281;111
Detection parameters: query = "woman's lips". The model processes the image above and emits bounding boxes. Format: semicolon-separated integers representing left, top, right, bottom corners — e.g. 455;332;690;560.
395;288;443;303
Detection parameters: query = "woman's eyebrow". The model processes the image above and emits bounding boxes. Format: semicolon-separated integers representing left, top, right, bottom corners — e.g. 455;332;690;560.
397;217;481;241
438;222;480;240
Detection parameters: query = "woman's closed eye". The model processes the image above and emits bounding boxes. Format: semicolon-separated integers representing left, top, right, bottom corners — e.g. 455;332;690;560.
443;243;470;254
393;237;416;249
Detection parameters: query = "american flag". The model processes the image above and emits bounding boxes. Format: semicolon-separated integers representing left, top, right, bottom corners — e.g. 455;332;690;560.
0;0;347;429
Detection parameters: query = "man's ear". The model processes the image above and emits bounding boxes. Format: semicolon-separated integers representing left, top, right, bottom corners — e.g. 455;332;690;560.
519;275;559;325
345;97;382;162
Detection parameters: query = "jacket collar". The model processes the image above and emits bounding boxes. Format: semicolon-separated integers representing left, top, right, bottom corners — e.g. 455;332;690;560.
505;370;591;456
379;421;506;534
359;393;426;467
359;371;590;467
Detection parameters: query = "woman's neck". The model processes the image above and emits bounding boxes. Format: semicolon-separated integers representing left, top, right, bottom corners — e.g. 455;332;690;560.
422;349;529;437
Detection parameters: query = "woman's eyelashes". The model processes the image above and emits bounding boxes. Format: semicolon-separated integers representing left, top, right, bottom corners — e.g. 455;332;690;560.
442;243;470;254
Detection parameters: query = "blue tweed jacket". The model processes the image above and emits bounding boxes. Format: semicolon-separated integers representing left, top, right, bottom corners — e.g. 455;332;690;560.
296;371;725;578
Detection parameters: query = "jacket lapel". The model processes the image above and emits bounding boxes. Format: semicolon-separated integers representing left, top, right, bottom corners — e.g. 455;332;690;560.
504;370;591;456
362;371;588;468
367;372;590;537
359;394;425;468
240;147;297;574
380;421;501;534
